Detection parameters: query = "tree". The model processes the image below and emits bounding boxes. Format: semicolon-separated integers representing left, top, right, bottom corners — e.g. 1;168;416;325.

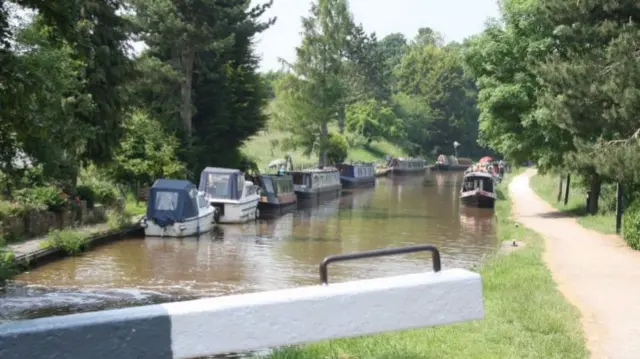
463;0;640;214
378;33;407;90
131;0;274;141
272;0;354;166
345;99;402;143
131;0;275;175
393;34;481;156
110;111;186;186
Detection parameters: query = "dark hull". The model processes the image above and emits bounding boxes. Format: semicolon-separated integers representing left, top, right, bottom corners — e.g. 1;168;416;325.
340;177;376;188
296;187;342;206
390;168;425;176
431;164;469;171
460;194;495;208
258;201;297;218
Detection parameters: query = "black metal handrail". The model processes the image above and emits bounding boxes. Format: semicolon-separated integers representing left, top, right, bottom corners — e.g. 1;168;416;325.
319;245;441;284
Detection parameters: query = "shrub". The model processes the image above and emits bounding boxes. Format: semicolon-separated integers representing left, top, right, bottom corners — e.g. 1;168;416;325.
327;133;349;164
14;186;65;212
0;248;16;284
107;211;131;230
91;180;119;207
0;200;29;219
45;229;87;255
622;200;640;250
76;185;96;209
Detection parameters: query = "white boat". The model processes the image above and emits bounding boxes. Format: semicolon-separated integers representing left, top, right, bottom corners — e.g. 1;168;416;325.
199;167;260;224
141;179;215;237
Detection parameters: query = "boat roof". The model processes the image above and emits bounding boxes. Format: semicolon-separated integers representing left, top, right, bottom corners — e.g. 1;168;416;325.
201;167;241;174
289;167;338;173
151;179;195;191
464;171;494;178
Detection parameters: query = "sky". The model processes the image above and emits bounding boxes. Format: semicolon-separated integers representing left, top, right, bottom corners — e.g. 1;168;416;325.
253;0;501;71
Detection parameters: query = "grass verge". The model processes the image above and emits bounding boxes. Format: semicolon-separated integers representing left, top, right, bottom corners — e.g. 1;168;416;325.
242;129;408;169
529;173;615;234
265;170;587;359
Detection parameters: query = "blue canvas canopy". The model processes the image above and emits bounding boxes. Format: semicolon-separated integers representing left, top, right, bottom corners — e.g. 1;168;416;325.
147;179;199;226
198;167;244;200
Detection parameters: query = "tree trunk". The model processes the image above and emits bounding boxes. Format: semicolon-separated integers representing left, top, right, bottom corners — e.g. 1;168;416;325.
180;47;195;139
319;121;328;167
587;174;602;215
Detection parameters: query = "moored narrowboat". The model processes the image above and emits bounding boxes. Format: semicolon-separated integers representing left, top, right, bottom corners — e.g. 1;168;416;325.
336;162;376;188
289;167;342;201
389;157;426;175
253;174;298;216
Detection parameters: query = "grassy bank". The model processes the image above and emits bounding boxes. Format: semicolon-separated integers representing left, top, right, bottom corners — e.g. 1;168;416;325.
266;170;587;359
529;173;616;234
242;129;408;169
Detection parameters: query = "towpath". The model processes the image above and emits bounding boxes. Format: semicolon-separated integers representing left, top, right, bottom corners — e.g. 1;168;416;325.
510;169;640;359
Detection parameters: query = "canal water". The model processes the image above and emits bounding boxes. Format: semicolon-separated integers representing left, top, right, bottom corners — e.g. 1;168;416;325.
0;172;497;325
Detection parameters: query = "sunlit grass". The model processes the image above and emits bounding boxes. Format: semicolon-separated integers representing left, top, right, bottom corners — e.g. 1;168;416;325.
241;128;408;169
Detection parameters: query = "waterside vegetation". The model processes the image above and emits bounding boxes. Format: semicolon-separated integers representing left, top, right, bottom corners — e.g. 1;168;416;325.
462;0;640;251
266;171;588;359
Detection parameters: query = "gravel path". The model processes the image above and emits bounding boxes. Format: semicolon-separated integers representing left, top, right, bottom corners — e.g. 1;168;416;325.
510;169;640;359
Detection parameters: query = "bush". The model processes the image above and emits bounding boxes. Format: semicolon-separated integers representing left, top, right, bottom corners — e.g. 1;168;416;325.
0;248;16;284
76;185;96;209
622;200;640;250
45;229;87;255
14;186;66;212
90;180;119;207
327;133;349;164
0;200;29;219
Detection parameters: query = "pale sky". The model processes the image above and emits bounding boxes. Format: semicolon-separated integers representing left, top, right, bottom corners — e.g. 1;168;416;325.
253;0;500;71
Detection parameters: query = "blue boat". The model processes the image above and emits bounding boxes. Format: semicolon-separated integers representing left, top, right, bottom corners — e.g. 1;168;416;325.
141;179;215;237
336;163;376;188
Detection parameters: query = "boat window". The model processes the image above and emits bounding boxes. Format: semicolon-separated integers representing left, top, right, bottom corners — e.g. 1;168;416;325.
484;178;494;192
204;173;231;198
237;174;244;198
262;177;275;194
155;191;179;210
197;194;208;208
276;178;293;194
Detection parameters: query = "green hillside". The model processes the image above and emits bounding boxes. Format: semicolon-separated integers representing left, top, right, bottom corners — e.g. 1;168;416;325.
241;128;408;170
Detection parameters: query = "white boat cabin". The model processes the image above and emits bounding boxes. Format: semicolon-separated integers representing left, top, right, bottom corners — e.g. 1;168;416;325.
198;167;260;223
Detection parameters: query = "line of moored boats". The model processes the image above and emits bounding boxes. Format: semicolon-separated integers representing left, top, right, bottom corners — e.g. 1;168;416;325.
139;155;510;237
140;156;428;237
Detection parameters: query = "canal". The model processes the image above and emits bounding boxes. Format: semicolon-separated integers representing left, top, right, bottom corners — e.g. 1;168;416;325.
0;172;497;325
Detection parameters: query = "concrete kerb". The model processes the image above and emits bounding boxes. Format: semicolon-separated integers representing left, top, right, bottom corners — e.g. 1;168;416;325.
0;268;484;359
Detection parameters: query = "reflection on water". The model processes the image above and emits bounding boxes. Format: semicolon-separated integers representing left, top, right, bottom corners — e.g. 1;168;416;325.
1;173;497;323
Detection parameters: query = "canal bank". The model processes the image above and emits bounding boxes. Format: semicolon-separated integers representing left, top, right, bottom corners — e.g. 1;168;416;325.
266;170;588;359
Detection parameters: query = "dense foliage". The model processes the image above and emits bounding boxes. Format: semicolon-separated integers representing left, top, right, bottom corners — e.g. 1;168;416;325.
0;0;274;210
266;1;485;163
464;0;640;214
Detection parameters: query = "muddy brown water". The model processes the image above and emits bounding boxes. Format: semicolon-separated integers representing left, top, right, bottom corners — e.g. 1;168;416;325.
0;173;497;356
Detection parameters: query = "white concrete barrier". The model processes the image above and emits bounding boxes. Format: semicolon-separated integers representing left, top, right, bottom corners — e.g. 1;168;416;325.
0;245;484;359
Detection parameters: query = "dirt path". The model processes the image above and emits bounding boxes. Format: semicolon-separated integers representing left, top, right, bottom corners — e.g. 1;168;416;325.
510;169;640;359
